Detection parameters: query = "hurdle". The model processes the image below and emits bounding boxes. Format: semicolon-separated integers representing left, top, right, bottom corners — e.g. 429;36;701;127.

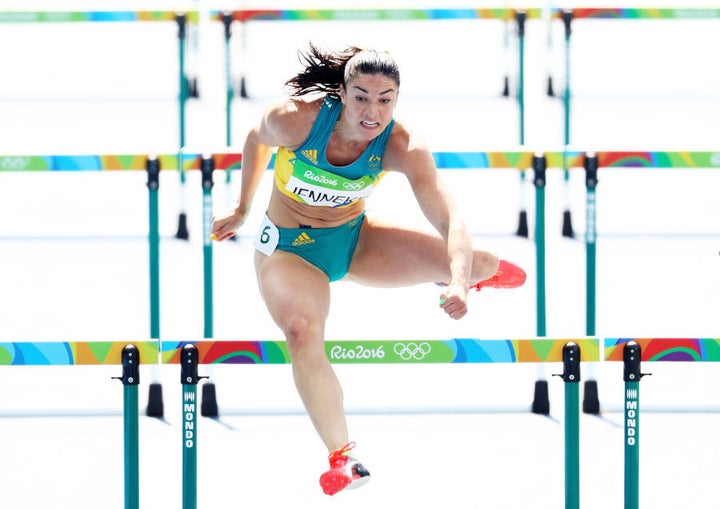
550;7;720;237
161;337;597;509
543;149;720;413
605;337;720;509
0;341;158;509
0;10;203;241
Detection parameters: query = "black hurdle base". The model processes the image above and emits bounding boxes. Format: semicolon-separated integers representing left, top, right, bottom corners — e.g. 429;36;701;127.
516;210;529;238
582;380;601;414
531;380;550;415
175;212;189;240
146;382;164;417
201;382;219;417
562;210;575;238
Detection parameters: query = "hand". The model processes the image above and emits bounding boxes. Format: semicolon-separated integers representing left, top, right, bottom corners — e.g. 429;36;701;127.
211;205;247;241
438;281;469;320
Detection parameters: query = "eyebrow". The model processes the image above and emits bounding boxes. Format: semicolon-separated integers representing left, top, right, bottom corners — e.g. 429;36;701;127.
352;85;396;95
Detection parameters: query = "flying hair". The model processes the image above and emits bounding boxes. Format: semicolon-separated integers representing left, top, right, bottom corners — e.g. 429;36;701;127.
285;42;400;97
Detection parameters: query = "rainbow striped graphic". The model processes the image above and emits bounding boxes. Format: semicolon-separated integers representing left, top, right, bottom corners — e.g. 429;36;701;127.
0;11;190;23
570;8;720;20
605;338;720;362
0;341;159;365
2;151;716;172
546;151;720;169
433;151;535;169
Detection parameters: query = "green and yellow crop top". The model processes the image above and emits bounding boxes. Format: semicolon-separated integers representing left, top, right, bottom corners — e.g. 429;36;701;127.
273;94;394;208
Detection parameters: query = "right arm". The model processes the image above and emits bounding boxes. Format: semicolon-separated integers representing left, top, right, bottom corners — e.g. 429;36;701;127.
211;98;316;241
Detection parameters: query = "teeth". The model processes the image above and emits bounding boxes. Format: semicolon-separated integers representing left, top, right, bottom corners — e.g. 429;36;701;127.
362;121;379;126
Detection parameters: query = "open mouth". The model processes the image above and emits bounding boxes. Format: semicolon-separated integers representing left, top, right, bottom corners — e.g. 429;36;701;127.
361;120;380;127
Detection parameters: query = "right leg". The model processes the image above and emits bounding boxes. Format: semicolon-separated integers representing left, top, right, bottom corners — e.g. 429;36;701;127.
254;250;349;453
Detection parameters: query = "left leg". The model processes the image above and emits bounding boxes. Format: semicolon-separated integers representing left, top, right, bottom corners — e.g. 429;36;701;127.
346;214;498;286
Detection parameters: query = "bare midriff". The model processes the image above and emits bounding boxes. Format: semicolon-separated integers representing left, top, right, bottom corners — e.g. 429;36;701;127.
267;185;366;228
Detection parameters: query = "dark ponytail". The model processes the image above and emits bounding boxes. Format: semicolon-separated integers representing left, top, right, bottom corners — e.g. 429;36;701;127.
285;42;400;97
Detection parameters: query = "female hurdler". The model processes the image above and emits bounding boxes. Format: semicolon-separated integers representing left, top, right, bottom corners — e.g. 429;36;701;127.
211;44;525;496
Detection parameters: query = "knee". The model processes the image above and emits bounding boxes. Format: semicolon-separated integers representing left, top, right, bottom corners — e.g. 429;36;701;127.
283;315;324;357
473;251;500;280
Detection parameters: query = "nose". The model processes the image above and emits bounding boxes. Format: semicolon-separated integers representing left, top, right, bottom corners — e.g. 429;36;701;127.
364;102;379;119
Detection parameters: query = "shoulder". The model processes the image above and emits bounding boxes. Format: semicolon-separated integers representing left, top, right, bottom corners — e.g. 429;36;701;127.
259;96;325;149
383;119;435;174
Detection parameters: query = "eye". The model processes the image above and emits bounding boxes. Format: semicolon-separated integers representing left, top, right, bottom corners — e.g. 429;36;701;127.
354;96;367;102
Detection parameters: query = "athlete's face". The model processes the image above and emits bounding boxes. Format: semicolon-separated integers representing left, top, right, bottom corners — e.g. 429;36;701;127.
339;73;398;139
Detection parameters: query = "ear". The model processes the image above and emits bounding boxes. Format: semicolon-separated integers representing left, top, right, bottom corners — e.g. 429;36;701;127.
339;84;346;104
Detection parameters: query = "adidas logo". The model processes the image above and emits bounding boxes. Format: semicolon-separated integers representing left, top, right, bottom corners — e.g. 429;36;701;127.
292;232;315;246
301;149;318;165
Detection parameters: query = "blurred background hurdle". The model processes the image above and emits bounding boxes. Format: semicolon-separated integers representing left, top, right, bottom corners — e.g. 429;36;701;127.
0;10;206;240
0;341;158;509
549;7;720;238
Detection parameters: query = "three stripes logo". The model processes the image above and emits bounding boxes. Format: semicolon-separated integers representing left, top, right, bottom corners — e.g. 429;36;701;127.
301;149;318;165
292;232;315;246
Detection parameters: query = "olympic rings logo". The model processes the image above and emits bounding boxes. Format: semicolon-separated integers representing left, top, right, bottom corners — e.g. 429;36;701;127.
343;181;365;191
393;342;432;361
0;157;32;171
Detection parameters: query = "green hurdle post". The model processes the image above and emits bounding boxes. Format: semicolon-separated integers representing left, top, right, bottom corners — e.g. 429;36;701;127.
515;10;529;238
175;12;190;240
146;156;160;341
200;156;219;416
146;156;164;417
556;341;580;509
533;153;547;337
561;9;575;238
582;153;600;414
181;344;205;509
531;154;550;415
583;153;597;337
222;12;234;148
516;10;526;145
115;345;141;509
623;341;648;509
200;155;214;340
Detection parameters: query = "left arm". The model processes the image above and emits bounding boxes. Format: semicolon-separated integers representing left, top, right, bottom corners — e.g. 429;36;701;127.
387;127;473;319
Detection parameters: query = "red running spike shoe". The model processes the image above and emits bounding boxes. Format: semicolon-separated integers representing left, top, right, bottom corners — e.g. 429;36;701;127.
471;260;526;291
319;442;371;496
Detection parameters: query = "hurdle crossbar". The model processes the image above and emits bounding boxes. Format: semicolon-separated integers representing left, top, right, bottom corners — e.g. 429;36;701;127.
160;338;600;364
4;7;716;25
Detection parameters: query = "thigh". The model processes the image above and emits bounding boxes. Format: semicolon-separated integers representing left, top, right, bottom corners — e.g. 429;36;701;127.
254;250;331;343
346;215;453;287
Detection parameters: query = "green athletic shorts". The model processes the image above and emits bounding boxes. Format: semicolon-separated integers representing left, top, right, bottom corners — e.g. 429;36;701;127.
254;212;366;282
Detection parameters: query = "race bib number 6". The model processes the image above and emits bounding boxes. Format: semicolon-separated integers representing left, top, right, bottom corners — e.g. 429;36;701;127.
253;214;279;256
